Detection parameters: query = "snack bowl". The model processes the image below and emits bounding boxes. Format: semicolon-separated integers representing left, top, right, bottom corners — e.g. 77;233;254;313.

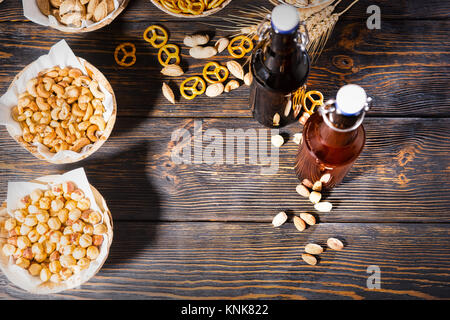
6;57;117;164
150;0;232;18
32;0;130;33
0;172;113;294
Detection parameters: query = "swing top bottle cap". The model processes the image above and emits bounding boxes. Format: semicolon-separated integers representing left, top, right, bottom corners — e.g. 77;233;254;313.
271;4;300;34
336;84;367;116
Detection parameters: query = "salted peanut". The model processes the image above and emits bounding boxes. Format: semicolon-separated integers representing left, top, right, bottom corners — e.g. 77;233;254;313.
72;247;86;260
60;267;73;281
48;217;62;231
327;238;344;251
320;173;331;184
88;211;102;225
13;248;23;260
83;224;94;235
2;244;16;256
189;46;217;59
314;202;333;213
49;250;60;262
24;215;38;227
215;37;229;53
60;254;77;268
49;260;62;273
224;80;240;93
30;189;44;203
22;247;33;260
14;209;27;223
93;224;107;235
244;72;253;86
293;133;303;145
4;218;16;232
9;227;20;237
36;209;50;223
31;242;44;255
271;134;284;148
27;229;40;243
205;83;224;97
27;205;40;215
58;208;69;224
63;226;74;235
293;216;306;232
62;181;76;195
65;200;77;211
17;236;31;249
61;245;75;256
295;184;310;198
72;220;84;233
301;253;317;266
36;222;49;235
70;233;81;245
51;198;65;212
309;191;322;204
184;34;209;47
49;230;62;243
34;252;47;263
18;195;31;209
28;263;42;276
80;210;91;222
86;246;99;260
51;184;64;196
305;243;323;255
92;235;104;246
40;267;52;282
60;235;71;246
79;234;92;248
77;257;90;269
68;208;82;222
312;181;322;192
39;197;51;210
272;211;288;227
38;235;46;243
20;224;32;236
226;60;244;80
300;213;316;226
50;273;61;283
302;179;314;189
273;113;280;127
43;240;56;254
16;257;31;269
71;189;85;202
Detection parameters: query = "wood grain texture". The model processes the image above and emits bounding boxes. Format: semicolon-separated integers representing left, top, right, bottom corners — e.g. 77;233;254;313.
1;0;449;22
0;222;448;300
0;117;448;223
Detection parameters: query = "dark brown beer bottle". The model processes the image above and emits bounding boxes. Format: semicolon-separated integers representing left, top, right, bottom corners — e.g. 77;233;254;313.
295;84;372;189
249;4;310;128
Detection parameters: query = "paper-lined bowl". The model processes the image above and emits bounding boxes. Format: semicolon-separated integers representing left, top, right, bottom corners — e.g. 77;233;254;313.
6;57;117;164
0;176;113;295
150;0;232;18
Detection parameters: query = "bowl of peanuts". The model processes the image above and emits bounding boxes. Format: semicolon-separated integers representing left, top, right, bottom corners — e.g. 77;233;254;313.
150;0;232;18
0;171;113;294
6;57;117;164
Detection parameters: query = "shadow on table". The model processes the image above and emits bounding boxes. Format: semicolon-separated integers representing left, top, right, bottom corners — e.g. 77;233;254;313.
83;141;161;266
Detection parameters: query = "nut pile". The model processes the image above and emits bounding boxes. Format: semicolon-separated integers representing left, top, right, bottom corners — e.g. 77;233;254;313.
11;66;106;153
296;175;332;212
302;239;344;266
1;181;107;283
37;0;115;27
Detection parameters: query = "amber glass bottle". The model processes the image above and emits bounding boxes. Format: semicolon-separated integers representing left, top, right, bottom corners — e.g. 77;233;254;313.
295;85;372;189
249;4;310;128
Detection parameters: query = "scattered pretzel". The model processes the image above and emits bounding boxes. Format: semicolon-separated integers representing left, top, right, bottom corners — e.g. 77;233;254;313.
202;62;229;84
143;25;168;48
302;90;324;115
180;76;206;100
228;35;253;59
157;44;180;67
114;42;136;67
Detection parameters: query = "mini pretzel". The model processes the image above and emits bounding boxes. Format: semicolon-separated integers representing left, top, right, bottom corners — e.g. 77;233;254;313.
114;43;136;67
180;76;206;100
187;0;205;14
143;25;168;49
158;44;180;67
202;62;229;84
228;35;253;59
302;90;324;115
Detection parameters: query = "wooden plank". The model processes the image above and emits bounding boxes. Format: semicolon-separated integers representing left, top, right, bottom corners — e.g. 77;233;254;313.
0;19;448;118
0;222;448;299
1;0;449;22
0;117;449;223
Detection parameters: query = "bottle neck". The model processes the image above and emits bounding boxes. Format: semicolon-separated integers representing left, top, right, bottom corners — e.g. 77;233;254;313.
268;29;297;54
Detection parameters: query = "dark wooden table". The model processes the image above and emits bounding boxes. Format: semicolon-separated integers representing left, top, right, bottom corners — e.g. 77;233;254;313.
0;0;449;300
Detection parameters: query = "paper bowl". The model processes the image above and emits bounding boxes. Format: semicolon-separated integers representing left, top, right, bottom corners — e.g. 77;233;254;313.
0;178;113;295
47;0;130;33
6;57;117;164
150;0;232;18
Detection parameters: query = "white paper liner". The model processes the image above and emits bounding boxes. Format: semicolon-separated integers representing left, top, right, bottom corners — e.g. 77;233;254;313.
0;39;114;162
23;0;122;31
0;168;113;294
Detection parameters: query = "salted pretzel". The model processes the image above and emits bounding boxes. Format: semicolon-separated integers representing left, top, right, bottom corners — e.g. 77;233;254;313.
114;43;136;67
157;44;180;67
143;25;169;48
202;62;229;84
302;90;324;115
180;76;206;100
187;0;205;14
228;35;253;59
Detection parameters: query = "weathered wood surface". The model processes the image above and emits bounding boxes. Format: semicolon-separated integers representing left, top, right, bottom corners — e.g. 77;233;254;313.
0;117;449;223
0;222;448;300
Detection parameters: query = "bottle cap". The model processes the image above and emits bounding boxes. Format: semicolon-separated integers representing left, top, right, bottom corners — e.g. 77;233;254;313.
335;84;367;116
271;4;300;34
